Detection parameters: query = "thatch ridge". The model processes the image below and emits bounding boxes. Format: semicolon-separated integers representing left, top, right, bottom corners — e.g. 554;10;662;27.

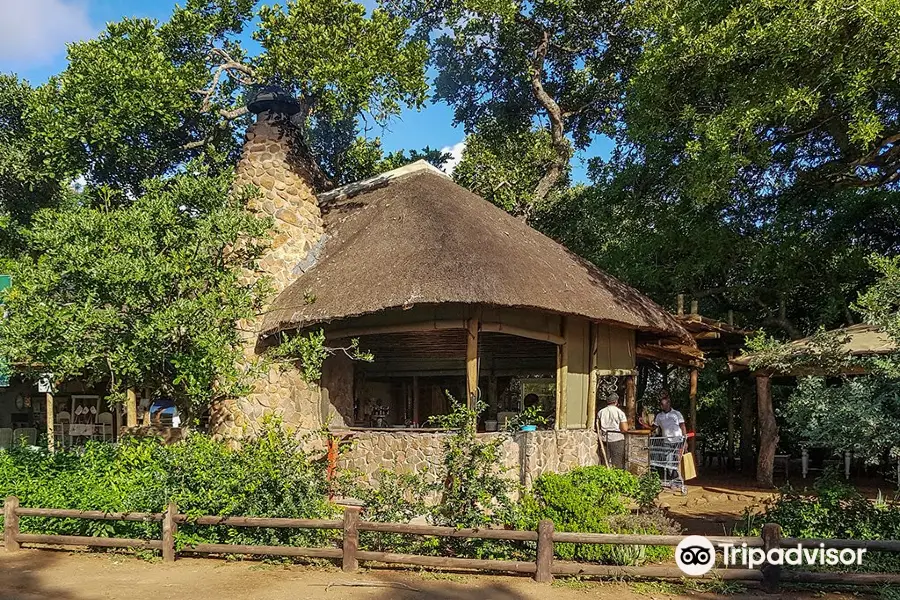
261;167;692;344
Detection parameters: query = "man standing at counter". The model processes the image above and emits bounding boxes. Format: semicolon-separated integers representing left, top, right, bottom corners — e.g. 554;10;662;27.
598;393;628;469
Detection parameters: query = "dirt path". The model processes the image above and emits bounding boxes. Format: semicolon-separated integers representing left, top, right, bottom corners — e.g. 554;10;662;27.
0;551;870;600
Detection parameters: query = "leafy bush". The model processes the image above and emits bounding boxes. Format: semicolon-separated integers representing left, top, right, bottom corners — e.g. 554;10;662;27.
0;420;338;550
517;466;679;564
739;473;900;572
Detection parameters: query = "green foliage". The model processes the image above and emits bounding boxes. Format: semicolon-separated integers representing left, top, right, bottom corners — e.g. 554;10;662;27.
454;124;569;220
428;400;518;535
270;329;374;383
503;404;548;431
739;474;900;572
743;329;855;374
856;254;900;358
628;0;900;198
782;376;900;465
0;165;269;416
518;466;678;564
635;471;663;512
0;420;337;549
255;0;427;125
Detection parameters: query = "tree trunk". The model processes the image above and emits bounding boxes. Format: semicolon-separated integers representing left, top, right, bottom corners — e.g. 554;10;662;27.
756;375;779;488
740;379;756;473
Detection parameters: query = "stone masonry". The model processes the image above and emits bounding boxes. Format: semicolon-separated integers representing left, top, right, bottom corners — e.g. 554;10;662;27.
210;110;327;439
337;429;601;489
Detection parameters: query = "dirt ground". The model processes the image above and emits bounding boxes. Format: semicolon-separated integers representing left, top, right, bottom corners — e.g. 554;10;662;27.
0;550;871;600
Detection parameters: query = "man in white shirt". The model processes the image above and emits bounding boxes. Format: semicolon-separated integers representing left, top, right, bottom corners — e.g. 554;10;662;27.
597;393;628;469
653;390;686;442
653;390;686;483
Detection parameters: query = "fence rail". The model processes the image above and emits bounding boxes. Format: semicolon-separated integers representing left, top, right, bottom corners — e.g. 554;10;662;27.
4;496;900;590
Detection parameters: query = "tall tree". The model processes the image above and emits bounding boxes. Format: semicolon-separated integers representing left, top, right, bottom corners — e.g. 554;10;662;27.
387;0;639;204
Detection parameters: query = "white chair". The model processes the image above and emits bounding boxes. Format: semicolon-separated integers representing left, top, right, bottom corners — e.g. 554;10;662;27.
0;428;12;450
97;412;113;441
56;412;71;447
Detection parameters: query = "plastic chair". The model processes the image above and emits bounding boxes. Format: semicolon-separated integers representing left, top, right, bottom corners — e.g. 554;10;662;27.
0;428;12;450
97;412;113;441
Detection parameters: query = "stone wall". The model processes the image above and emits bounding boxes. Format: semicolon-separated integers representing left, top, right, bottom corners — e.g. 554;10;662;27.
210;111;328;440
336;428;600;488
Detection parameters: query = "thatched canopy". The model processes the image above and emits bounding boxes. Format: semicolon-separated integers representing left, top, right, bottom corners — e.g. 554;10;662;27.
261;161;692;345
730;323;897;375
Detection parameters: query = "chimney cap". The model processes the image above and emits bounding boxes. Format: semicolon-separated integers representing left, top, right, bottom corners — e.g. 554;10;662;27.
246;85;302;116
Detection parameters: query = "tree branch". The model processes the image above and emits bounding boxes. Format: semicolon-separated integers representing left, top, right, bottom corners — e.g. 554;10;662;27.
528;30;570;207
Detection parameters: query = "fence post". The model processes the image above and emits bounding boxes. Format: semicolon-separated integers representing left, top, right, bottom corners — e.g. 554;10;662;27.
342;506;360;572
535;519;554;583
162;502;177;562
760;523;782;593
3;496;20;552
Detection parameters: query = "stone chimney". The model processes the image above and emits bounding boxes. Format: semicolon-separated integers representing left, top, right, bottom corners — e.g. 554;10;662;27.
234;87;329;297
211;87;330;440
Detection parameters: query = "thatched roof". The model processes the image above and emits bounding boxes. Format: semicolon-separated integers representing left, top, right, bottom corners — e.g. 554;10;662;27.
730;323;897;374
261;161;693;344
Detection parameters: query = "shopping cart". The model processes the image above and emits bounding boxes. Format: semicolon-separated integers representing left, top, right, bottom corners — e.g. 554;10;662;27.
648;434;693;495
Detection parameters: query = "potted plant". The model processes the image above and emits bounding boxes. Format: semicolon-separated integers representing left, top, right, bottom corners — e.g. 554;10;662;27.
507;405;548;432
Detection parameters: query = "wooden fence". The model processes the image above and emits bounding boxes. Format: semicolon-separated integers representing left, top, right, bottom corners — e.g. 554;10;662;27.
4;496;900;591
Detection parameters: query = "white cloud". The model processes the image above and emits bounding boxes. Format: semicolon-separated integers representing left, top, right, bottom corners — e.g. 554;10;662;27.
440;140;466;175
0;0;93;69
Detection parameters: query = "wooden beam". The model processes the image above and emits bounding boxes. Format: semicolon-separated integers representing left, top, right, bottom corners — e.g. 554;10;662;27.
688;368;698;455
327;320;466;340
45;392;55;452
726;378;736;468
126;388;137;428
586;323;599;430
756;375;778;488
676;294;684;316
555;319;568;430
479;322;564;345
466;318;479;409
625;374;637;428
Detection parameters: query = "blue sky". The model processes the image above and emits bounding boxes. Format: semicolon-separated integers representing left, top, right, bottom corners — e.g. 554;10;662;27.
0;0;608;179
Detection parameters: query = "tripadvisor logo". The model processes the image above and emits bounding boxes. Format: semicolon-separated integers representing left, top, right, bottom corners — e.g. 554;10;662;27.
676;535;867;576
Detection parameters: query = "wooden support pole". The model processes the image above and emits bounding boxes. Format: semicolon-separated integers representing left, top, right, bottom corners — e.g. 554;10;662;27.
535;519;554;583
688;368;698;455
466;318;479;410
126;388;137;428
162;502;177;562
625;374;637;428
756;376;778;488
586;324;599;430
761;523;783;592
555;319;568;430
690;299;699;315
740;381;756;473
45;392;55;452
412;376;420;426
488;374;498;419
4;496;20;552
676;294;684;316
342;506;360;572
726;378;736;469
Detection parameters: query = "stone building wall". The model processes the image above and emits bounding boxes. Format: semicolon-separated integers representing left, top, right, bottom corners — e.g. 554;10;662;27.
210;111;328;439
336;429;600;488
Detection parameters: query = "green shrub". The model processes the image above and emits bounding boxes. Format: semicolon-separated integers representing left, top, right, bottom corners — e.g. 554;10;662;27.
738;473;900;572
517;466;679;564
0;420;338;550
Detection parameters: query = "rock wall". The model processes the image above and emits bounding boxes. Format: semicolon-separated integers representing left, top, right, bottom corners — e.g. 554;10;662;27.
336;429;600;488
211;111;327;440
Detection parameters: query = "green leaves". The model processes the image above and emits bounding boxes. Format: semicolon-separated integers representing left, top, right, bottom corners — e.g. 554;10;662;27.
0;164;270;414
255;0;428;124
